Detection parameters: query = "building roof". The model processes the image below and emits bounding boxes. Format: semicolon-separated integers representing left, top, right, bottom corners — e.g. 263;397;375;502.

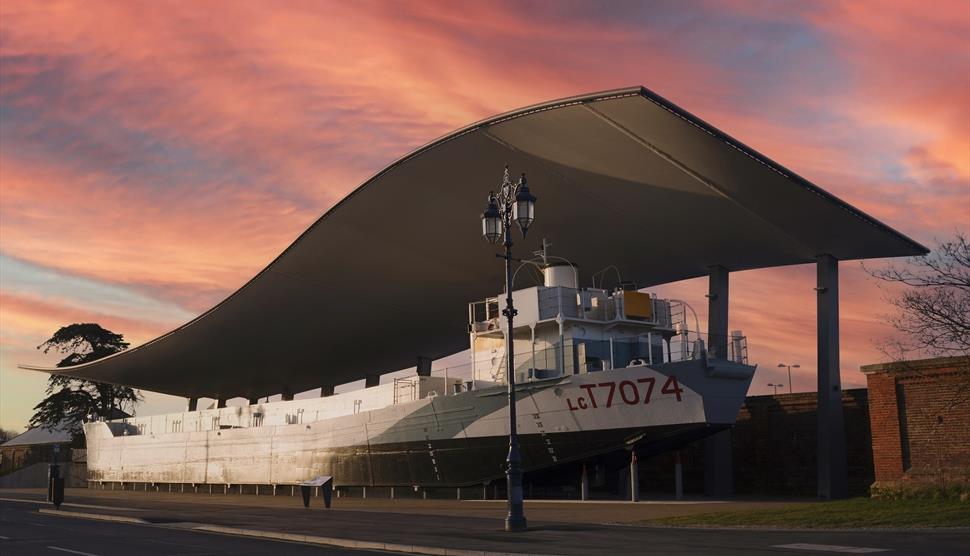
19;86;927;400
1;425;72;447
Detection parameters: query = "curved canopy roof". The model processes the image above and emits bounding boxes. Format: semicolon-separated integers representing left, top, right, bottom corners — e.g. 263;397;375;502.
21;86;927;399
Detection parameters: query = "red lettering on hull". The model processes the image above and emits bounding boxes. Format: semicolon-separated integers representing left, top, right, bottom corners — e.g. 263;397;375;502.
565;376;684;412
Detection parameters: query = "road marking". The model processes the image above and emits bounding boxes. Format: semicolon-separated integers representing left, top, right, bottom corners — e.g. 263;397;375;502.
47;547;100;556
0;497;145;512
37;508;148;525
0;535;10;539
773;543;890;553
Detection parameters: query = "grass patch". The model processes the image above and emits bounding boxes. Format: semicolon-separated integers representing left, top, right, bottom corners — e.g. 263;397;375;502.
649;498;970;529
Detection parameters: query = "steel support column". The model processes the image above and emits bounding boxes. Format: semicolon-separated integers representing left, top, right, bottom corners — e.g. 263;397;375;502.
704;265;733;497
580;464;589;501
816;254;848;499
703;430;733;497
707;265;729;358
416;356;432;377
629;449;640;502
675;451;683;500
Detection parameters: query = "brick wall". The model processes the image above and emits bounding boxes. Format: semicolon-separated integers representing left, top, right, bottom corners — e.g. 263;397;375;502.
863;356;970;489
0;443;74;476
730;389;873;496
637;389;874;496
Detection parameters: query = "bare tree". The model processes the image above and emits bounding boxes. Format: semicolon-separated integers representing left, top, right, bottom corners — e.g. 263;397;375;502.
867;232;969;360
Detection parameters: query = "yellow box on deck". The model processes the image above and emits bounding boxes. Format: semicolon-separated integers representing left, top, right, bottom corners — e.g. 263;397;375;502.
623;291;653;319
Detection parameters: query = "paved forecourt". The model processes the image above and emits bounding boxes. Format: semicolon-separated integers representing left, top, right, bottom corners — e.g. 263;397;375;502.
2;489;969;556
0;498;405;556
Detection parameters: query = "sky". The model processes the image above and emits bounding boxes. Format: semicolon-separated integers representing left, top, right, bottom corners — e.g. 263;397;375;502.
1;0;968;433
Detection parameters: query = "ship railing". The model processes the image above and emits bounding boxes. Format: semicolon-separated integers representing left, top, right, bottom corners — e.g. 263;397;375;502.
427;333;749;394
468;298;500;332
667;332;749;364
469;287;674;330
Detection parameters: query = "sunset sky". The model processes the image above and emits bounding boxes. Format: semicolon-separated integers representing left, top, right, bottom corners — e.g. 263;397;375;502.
1;0;968;433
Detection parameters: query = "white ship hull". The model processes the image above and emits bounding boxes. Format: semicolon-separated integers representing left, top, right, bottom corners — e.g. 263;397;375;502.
84;359;753;487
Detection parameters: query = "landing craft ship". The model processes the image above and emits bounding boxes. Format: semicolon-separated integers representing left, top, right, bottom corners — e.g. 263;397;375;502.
83;250;755;489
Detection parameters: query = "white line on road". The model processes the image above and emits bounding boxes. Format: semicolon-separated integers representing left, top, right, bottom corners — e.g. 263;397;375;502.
0;535;10;539
46;547;101;556
0;497;145;512
773;543;890;554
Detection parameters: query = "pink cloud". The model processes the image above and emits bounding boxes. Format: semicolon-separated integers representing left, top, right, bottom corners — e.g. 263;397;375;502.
0;292;169;347
0;157;319;311
1;0;967;429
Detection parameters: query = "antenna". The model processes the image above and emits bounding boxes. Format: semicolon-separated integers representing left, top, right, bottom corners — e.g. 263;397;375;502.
533;238;552;267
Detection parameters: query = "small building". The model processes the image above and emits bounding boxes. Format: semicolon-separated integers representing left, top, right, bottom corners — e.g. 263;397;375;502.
0;425;72;472
0;425;85;487
863;356;970;495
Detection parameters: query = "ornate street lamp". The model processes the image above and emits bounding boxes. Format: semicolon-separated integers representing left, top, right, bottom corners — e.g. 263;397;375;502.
480;165;535;532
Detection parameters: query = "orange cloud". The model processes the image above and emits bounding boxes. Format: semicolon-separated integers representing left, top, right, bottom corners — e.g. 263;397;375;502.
1;0;967;429
0;157;319;311
0;292;169;347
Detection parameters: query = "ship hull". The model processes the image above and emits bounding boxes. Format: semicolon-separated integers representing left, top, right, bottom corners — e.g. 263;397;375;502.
84;359;752;487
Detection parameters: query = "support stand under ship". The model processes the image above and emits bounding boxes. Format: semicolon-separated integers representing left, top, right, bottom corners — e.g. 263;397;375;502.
83;250;756;490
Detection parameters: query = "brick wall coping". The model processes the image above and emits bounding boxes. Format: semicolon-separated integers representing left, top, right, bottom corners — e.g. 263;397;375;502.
860;355;970;375
742;389;867;410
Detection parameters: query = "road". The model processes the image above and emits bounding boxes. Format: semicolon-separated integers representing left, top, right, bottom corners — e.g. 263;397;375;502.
0;499;397;556
1;491;968;555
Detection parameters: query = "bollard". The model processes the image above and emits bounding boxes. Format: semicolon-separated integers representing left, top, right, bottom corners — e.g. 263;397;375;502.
48;463;64;509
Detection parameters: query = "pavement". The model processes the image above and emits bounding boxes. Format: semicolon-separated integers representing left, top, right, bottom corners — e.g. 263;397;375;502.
1;488;968;555
0;498;401;555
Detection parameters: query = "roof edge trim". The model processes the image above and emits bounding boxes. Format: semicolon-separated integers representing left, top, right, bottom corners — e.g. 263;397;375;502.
635;87;929;255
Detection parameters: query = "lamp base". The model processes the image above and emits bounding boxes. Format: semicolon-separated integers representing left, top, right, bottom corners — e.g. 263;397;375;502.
505;515;527;532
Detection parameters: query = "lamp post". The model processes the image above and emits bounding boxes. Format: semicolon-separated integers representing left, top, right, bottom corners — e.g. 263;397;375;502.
767;383;784;395
481;165;535;532
777;363;799;394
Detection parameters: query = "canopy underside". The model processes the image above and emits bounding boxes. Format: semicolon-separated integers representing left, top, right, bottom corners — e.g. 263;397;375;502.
20;87;927;399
